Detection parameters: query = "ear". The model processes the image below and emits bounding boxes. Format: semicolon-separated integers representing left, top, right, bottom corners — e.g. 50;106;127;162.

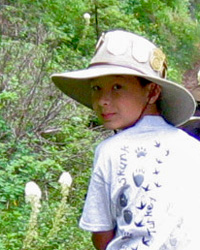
147;83;161;104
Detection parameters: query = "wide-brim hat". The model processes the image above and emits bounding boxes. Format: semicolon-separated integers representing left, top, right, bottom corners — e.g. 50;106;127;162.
51;30;195;126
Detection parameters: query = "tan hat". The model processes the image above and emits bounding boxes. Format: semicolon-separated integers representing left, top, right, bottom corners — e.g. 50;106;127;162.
51;30;195;126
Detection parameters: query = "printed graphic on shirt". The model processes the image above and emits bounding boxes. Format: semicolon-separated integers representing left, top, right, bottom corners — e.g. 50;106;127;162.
111;139;170;250
159;218;189;250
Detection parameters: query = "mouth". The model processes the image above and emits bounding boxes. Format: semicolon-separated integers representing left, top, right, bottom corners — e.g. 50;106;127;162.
101;113;116;120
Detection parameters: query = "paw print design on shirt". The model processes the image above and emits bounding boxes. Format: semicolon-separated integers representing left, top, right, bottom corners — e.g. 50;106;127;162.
116;185;153;248
132;140;170;248
133;141;170;191
116;185;130;217
119;192;128;208
153;169;160;175
133;169;145;187
116;185;134;225
123;209;133;224
136;201;146;210
135;147;147;158
114;140;170;250
158;218;188;250
154;140;170;165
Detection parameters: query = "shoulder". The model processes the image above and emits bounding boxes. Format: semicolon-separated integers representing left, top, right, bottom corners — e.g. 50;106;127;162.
175;128;200;150
95;132;122;157
95;117;173;154
94;117;200;158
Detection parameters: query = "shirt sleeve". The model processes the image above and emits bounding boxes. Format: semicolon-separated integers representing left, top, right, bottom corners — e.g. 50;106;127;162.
79;144;116;232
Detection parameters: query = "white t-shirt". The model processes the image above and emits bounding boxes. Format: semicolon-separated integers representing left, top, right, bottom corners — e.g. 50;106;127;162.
79;116;200;250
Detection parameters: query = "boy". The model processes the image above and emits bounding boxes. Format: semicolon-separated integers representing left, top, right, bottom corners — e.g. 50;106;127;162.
51;30;200;250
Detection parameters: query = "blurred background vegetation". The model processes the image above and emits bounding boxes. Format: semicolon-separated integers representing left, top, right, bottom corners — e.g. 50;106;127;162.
0;0;200;249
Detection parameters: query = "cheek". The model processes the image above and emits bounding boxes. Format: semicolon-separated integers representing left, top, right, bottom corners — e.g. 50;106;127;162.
91;95;97;106
91;100;100;115
92;103;97;113
121;94;147;114
91;94;97;108
134;90;149;105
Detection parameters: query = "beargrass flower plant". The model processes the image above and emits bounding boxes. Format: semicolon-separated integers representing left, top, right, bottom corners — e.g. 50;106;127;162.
77;12;91;50
47;172;73;240
22;172;73;248
58;171;72;194
83;12;91;25
22;181;42;249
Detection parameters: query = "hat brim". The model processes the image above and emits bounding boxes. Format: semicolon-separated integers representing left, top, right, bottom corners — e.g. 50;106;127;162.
179;116;200;140
51;65;195;126
180;116;200;128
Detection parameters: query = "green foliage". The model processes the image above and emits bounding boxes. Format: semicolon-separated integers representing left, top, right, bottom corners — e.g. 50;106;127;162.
189;0;200;20
0;120;98;249
121;0;200;82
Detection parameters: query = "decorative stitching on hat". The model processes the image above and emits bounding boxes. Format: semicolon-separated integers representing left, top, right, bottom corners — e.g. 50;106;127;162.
88;62;146;74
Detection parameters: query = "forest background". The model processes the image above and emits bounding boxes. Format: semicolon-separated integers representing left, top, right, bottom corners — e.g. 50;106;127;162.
0;0;200;249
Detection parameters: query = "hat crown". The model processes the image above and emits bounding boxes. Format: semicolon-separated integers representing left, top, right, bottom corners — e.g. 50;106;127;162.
90;30;167;79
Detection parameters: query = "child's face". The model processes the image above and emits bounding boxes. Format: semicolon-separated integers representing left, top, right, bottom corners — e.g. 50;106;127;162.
91;75;155;130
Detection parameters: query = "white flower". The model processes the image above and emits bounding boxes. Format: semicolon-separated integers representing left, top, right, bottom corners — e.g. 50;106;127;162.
58;171;72;188
83;13;91;21
25;181;42;199
83;13;90;25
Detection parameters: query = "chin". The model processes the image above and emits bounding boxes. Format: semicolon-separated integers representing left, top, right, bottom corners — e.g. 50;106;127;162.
103;123;118;130
103;122;125;130
104;121;136;130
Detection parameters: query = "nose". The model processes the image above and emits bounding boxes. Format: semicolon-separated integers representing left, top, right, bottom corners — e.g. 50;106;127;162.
98;90;111;106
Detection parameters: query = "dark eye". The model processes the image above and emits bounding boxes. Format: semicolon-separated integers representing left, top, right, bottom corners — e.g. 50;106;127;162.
91;85;101;91
113;84;122;90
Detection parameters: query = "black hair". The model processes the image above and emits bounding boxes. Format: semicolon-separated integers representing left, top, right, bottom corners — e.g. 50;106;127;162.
137;76;162;112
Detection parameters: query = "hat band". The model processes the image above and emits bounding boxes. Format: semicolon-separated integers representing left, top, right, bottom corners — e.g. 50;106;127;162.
88;62;146;75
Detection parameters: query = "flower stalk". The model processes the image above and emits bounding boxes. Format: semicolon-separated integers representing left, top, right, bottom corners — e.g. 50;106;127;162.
77;12;91;50
22;181;42;249
22;172;72;249
46;172;72;240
